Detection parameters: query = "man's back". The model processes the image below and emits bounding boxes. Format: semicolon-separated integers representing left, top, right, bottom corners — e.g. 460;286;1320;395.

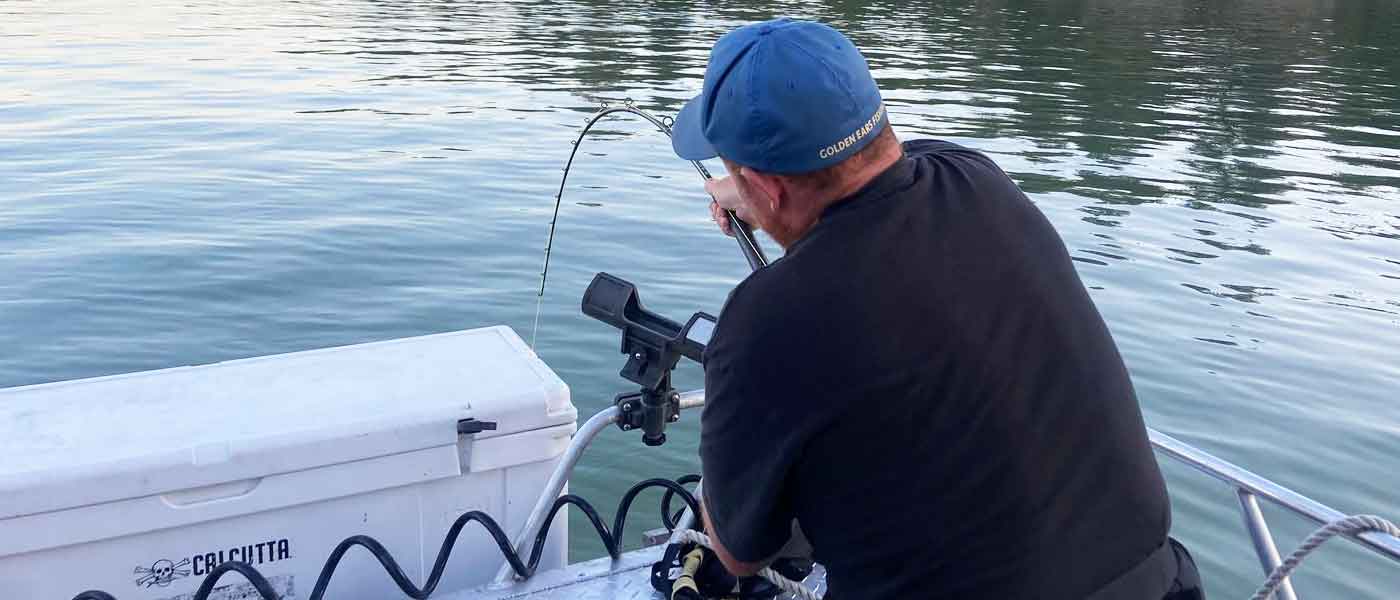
700;139;1171;599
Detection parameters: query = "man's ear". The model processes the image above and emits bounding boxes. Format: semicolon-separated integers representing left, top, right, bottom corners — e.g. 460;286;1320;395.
739;167;785;212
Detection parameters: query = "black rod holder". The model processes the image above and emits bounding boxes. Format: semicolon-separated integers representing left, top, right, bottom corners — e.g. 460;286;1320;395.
581;272;715;446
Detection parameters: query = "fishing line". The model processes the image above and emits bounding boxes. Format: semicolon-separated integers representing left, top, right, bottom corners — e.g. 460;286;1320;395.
530;99;769;349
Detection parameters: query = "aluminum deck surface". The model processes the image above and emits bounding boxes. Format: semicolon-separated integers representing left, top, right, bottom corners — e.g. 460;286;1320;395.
440;546;828;600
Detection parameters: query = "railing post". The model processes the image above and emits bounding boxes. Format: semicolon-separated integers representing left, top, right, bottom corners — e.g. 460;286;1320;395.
491;390;708;585
490;406;621;585
1237;489;1300;600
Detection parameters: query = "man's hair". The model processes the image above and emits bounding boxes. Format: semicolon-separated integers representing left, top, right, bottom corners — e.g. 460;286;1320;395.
780;124;900;189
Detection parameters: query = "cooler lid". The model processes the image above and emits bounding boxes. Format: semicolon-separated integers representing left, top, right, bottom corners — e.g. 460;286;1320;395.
0;326;574;518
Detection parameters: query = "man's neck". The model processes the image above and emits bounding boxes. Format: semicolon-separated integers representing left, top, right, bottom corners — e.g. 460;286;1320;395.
816;149;903;211
772;147;903;248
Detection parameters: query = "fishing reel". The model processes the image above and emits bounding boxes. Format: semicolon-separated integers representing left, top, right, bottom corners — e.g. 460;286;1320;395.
582;272;716;446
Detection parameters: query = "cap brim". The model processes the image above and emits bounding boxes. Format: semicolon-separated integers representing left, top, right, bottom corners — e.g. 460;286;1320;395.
670;96;718;161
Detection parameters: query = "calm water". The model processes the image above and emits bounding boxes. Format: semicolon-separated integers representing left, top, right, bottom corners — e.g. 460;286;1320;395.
3;0;1399;596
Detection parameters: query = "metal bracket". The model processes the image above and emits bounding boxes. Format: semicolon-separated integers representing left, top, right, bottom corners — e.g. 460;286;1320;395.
614;389;681;446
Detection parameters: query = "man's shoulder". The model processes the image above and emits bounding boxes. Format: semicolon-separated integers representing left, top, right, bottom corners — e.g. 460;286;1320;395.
714;260;808;332
901;137;970;154
902;138;1006;176
900;137;1036;225
901;137;986;157
706;256;834;359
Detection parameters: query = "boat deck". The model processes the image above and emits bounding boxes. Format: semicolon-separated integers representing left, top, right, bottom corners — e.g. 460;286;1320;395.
440;546;828;600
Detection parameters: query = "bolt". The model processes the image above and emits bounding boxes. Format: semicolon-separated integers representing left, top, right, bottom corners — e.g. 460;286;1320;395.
633;352;643;360
622;403;631;411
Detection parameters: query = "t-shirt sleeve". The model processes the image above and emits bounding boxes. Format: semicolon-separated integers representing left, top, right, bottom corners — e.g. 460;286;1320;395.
698;289;802;563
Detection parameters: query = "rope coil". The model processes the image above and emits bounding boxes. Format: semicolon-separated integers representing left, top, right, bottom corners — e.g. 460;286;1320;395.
674;529;822;600
1249;514;1400;600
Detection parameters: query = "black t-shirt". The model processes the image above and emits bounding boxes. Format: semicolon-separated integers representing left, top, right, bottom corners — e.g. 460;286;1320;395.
700;139;1171;600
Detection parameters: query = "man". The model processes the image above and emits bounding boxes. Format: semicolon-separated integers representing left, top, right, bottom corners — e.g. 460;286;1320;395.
670;18;1204;600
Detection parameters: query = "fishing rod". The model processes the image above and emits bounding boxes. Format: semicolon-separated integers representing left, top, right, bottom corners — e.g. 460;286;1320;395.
537;99;769;300
530;100;770;348
529;100;772;444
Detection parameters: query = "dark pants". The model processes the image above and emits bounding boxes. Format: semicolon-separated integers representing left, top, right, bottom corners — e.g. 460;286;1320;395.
1087;537;1206;600
778;524;1205;600
1162;538;1206;600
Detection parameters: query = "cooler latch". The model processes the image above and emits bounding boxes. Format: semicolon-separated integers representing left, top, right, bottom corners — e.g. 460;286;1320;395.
457;419;498;435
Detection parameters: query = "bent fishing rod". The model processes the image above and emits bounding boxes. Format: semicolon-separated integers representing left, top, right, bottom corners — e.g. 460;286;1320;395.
538;99;769;301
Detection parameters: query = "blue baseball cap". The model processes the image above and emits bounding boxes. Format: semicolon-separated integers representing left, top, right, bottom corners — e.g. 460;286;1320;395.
671;18;887;175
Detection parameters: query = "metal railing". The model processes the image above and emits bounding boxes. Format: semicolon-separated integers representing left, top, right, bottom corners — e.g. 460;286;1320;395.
1149;429;1400;599
494;389;1400;598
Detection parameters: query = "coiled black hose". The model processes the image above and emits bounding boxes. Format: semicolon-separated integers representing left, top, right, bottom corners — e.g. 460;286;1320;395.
662;473;703;530
68;476;699;600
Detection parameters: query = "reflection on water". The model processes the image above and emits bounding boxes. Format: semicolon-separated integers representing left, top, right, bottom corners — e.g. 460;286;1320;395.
2;0;1398;596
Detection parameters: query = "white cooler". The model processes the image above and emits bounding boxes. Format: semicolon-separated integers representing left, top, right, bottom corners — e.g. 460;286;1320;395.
0;326;577;600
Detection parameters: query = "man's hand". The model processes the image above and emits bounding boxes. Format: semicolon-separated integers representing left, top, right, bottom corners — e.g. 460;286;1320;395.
706;176;755;237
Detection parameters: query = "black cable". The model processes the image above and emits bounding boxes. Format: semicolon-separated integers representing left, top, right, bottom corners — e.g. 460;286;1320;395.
662;474;703;530
192;562;284;600
535;493;622;559
611;477;692;551
68;476;699;600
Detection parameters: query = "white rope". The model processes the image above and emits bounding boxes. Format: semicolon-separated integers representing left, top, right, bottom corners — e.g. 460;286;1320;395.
1250;515;1400;600
675;529;822;600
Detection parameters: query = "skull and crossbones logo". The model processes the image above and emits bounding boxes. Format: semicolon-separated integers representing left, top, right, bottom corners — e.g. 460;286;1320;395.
134;558;191;588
